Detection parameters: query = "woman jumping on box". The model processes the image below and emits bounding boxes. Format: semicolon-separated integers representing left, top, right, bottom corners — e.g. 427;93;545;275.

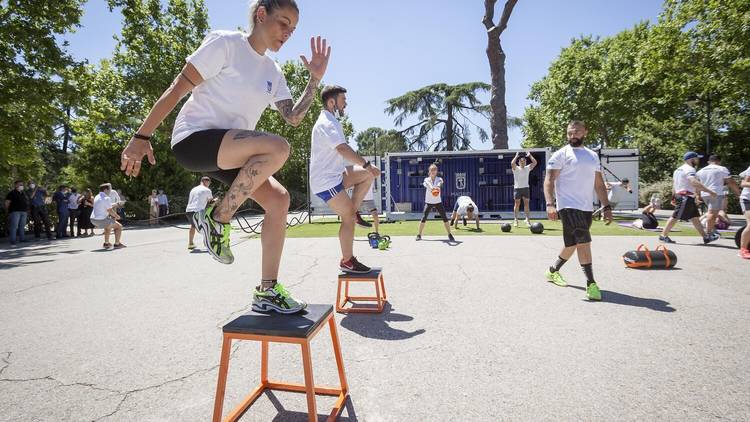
120;0;328;314
416;163;454;242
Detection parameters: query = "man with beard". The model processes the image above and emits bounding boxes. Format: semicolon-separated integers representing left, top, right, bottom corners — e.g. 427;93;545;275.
543;121;612;301
659;151;717;244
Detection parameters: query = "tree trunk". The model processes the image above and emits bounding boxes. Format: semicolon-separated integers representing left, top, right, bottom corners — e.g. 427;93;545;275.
446;104;455;151
483;0;517;150
62;105;71;153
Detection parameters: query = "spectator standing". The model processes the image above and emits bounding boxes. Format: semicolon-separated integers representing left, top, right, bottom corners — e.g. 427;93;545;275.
157;189;169;218
5;181;28;246
52;185;70;239
148;189;159;225
27;181;53;240
78;189;96;236
67;188;81;237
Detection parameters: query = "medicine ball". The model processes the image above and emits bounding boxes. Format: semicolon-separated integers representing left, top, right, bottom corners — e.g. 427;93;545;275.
530;222;544;234
501;223;512;233
736;224;747;249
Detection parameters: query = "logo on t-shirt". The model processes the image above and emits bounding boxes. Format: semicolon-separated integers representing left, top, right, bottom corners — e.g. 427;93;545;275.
455;173;466;190
266;81;273;94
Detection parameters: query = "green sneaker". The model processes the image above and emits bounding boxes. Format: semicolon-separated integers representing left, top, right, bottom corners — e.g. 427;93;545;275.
195;206;233;264
252;283;307;314
586;282;602;301
545;269;567;287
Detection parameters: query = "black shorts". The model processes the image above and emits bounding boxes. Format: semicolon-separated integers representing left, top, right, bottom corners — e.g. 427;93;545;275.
421;202;449;222
672;194;699;221
559;208;593;247
514;187;530;200
172;129;240;185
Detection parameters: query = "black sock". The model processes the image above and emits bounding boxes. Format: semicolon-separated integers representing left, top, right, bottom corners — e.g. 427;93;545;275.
581;264;595;286
549;256;567;273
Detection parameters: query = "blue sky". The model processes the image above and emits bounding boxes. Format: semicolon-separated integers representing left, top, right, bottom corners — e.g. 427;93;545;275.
63;0;663;149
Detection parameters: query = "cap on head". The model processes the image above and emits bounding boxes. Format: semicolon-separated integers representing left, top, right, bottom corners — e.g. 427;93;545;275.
683;151;703;161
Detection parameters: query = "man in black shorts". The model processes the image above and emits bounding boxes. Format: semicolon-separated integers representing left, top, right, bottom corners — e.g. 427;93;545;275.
659;151;717;244
511;151;537;226
543;121;612;301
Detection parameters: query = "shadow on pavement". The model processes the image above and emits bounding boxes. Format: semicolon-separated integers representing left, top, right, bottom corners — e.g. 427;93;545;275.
340;302;426;340
0;244;83;269
258;390;358;422
569;285;676;312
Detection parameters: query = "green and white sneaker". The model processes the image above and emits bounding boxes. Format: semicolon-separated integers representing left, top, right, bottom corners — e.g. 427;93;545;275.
252;283;307;314
194;206;233;264
586;282;602;301
545;269;568;287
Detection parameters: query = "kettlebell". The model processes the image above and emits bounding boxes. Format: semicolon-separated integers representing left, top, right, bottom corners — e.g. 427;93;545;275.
368;232;380;249
378;235;391;250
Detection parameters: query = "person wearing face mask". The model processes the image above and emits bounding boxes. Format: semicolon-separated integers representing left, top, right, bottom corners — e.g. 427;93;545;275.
310;85;380;275
659;151;717;244
27;181;53;240
119;0;326;314
52;185;70;239
5;181;29;246
543;120;612;301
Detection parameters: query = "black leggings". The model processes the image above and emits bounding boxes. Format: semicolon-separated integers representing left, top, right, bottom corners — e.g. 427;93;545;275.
421;203;448;223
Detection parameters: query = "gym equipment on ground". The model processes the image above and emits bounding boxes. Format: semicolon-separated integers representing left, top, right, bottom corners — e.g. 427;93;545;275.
501;223;512;232
529;222;544;234
623;244;677;269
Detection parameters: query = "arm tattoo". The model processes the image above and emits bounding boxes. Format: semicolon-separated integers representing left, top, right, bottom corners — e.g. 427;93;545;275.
233;130;270;141
275;76;321;127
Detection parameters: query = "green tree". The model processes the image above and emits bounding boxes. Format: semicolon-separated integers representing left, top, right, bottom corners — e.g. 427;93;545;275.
0;0;86;187
354;127;408;157
68;0;209;210
385;83;490;151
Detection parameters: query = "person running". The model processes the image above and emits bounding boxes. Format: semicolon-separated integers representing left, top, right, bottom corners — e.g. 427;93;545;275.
186;176;215;250
416;163;454;241
310;85;379;273
91;184;126;249
696;155;740;237
659;151;718;244
511;151;537;227
450;195;480;230
120;0;326;314
543;121;612;301
738;165;750;259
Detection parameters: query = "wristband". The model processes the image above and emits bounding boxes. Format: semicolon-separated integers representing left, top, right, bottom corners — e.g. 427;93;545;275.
134;133;151;141
546;203;555;207
603;204;612;211
363;161;372;169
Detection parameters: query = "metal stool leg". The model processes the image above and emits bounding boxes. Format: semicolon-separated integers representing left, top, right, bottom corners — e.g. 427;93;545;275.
212;336;232;422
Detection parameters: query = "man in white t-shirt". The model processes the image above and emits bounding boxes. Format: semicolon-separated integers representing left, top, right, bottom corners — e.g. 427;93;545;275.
450;195;480;230
593;178;632;218
543;121;612;301
511;151;538;226
185;176;215;250
91;183;125;249
696;155;740;237
659;151;717;244
738;165;750;259
310;85;380;274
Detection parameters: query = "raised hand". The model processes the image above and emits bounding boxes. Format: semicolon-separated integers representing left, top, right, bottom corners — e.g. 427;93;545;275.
300;36;331;81
121;137;156;177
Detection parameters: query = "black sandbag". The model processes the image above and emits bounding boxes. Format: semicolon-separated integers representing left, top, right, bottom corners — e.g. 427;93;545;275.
623;245;677;269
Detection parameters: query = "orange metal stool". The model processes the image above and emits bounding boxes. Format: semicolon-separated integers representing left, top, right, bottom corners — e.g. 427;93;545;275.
213;304;348;422
336;267;387;313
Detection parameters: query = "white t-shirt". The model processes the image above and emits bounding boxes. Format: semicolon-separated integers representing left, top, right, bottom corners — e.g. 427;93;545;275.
172;31;293;146
310;111;347;193
547;145;601;211
696;164;730;197
673;163;697;195
108;189;121;206
67;193;81;210
91;192;113;220
185;185;213;212
423;176;444;204
512;166;531;189
607;182;627;203
740;166;750;201
455;196;478;215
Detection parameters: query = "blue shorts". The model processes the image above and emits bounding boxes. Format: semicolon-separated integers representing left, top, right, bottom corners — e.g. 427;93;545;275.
315;182;345;203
